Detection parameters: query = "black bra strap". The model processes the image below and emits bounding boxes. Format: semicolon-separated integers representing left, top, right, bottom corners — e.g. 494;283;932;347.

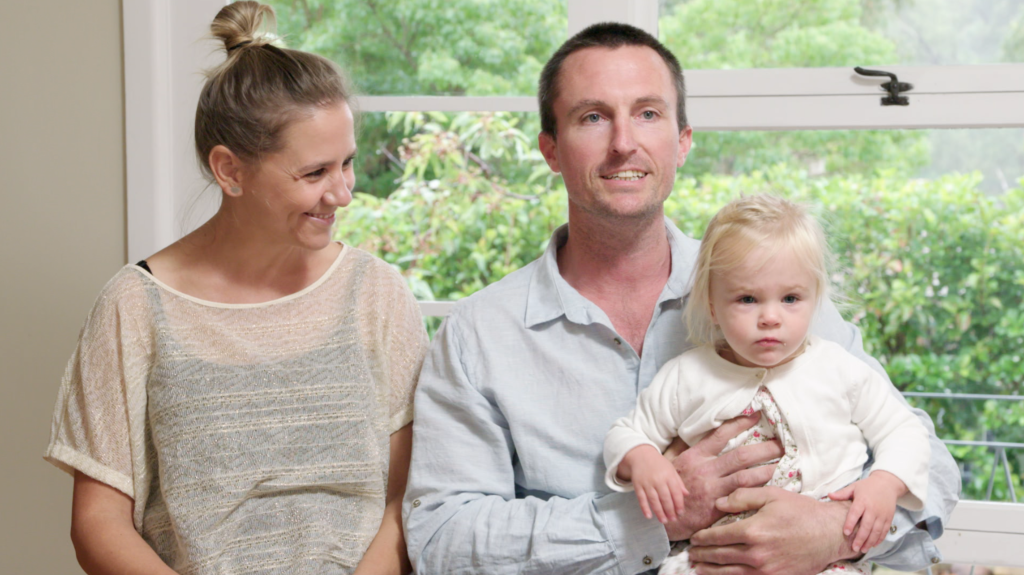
136;260;153;275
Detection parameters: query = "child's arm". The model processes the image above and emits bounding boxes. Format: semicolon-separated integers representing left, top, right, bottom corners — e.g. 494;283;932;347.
71;472;179;575
617;444;689;524
828;470;909;553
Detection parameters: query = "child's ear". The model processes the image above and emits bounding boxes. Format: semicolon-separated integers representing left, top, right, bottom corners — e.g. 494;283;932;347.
709;302;718;324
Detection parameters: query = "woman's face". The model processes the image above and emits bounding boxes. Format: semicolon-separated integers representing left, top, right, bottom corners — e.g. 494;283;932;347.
238;101;356;251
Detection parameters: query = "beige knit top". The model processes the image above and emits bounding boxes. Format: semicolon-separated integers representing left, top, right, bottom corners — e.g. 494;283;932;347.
45;245;429;574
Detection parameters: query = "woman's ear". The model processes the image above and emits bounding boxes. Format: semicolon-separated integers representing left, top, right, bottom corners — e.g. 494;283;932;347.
209;145;245;197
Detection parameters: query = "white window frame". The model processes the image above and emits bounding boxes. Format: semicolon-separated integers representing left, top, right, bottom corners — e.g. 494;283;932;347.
124;0;1024;563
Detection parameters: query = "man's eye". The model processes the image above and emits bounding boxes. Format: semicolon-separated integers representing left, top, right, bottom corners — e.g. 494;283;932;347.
641;110;656;120
585;113;601;123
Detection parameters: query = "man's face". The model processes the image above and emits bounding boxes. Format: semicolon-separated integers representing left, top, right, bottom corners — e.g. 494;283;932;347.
539;45;692;223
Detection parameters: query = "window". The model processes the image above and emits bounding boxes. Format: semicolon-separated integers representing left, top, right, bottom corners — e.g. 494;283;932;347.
125;0;1024;568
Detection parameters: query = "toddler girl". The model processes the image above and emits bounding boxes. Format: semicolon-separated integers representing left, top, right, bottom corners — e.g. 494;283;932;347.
603;195;930;575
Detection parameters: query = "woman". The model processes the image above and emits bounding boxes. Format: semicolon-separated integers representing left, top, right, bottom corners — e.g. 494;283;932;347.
44;3;427;573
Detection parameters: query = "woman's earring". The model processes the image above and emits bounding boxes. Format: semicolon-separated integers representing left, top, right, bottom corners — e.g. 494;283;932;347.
229;186;242;196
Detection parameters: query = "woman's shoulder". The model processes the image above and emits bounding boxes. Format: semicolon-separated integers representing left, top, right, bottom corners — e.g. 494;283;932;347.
334;244;411;294
89;264;156;314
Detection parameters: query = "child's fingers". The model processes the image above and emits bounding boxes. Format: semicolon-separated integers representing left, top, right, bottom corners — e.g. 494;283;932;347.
671;480;686;517
636;489;652;520
657;484;677;523
647;486;669;523
829;484;855;501
852;508;876;552
843;500;864;536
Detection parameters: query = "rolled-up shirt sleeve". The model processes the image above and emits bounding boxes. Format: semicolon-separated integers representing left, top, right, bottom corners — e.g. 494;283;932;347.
403;313;671;574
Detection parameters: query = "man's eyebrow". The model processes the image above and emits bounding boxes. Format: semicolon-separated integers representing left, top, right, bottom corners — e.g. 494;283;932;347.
635;95;670;108
566;99;607;119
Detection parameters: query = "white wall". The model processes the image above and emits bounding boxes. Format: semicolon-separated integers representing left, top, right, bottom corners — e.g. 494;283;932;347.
0;0;126;572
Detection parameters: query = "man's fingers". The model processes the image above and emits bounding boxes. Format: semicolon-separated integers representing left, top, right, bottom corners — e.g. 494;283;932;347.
693;561;758;575
710;486;772;515
688;542;753;566
694;414;760;457
689;516;753;547
715;440;783;477
726;462;776;493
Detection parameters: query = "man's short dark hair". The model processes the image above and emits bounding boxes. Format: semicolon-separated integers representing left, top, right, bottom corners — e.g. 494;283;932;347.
538;22;687;137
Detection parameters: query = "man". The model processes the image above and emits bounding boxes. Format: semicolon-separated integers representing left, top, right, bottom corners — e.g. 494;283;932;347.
403;22;959;575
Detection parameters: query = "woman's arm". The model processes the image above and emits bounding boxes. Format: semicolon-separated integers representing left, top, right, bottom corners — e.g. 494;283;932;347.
71;472;177;575
354;423;413;575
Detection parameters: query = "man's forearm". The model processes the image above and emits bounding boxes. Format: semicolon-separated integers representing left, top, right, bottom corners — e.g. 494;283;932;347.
405;488;669;574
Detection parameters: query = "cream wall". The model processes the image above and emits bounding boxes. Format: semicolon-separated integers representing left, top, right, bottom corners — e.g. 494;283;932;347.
0;0;125;573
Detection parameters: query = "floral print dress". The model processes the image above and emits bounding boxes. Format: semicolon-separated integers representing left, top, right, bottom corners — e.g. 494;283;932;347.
658;386;870;575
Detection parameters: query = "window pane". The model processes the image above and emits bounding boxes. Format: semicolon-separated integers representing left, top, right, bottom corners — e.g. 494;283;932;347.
660;0;1024;69
262;0;566;95
337;111;567;302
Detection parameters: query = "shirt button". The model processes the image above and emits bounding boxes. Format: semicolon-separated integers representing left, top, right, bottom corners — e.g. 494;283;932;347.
890;524;897;534
642;556;652;566
614;338;623;346
412;499;421;508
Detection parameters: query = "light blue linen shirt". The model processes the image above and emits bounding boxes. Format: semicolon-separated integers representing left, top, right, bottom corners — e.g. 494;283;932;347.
403;219;960;575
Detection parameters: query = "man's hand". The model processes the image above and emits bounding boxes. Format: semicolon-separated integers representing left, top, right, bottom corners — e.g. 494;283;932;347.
688;487;860;575
829;470;908;553
662;414;783;541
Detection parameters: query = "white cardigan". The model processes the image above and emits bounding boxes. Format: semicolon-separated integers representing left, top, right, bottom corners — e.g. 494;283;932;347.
603;336;929;510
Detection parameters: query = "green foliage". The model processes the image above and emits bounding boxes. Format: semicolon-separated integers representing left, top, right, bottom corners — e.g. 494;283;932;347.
265;0;564;196
335;111;1023;500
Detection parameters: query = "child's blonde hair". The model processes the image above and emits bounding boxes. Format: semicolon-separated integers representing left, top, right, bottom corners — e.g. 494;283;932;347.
684;194;833;345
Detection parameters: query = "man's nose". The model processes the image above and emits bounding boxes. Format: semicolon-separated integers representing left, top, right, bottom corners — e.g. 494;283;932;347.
609;116;638;156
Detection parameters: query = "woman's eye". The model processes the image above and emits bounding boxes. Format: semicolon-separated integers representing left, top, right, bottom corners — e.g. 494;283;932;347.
306;168;327;178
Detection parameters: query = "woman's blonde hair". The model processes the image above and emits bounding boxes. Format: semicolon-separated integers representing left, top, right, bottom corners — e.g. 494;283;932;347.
195;1;351;180
683;194;833;345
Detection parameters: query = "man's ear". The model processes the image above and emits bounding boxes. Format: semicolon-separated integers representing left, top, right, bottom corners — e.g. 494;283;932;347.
208;145;246;197
676;126;693;168
538;131;560;174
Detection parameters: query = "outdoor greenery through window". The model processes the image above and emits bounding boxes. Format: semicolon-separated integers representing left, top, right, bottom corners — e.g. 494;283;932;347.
263;0;1024;506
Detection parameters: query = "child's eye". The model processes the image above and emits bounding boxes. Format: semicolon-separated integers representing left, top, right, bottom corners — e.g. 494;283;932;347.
783;295;799;304
739;295;756;304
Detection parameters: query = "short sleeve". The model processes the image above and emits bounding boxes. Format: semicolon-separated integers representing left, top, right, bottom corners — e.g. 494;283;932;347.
381;271;429;432
44;270;153;499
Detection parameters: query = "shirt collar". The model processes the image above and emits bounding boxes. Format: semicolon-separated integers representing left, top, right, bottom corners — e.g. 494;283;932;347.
523;216;698;328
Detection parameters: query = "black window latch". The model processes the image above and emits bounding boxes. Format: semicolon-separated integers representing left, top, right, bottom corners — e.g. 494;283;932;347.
854;66;913;106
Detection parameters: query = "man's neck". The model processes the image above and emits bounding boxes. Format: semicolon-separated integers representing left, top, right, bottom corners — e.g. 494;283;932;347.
557;210;672;297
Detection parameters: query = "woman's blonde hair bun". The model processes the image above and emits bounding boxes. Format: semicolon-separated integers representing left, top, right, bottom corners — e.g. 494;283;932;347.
211;1;279;54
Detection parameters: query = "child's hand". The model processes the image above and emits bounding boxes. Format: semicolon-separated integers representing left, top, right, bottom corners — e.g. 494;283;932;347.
619;444;689;523
828;470;909;553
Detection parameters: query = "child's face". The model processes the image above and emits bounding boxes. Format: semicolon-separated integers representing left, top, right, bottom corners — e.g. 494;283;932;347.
709;247;818;369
